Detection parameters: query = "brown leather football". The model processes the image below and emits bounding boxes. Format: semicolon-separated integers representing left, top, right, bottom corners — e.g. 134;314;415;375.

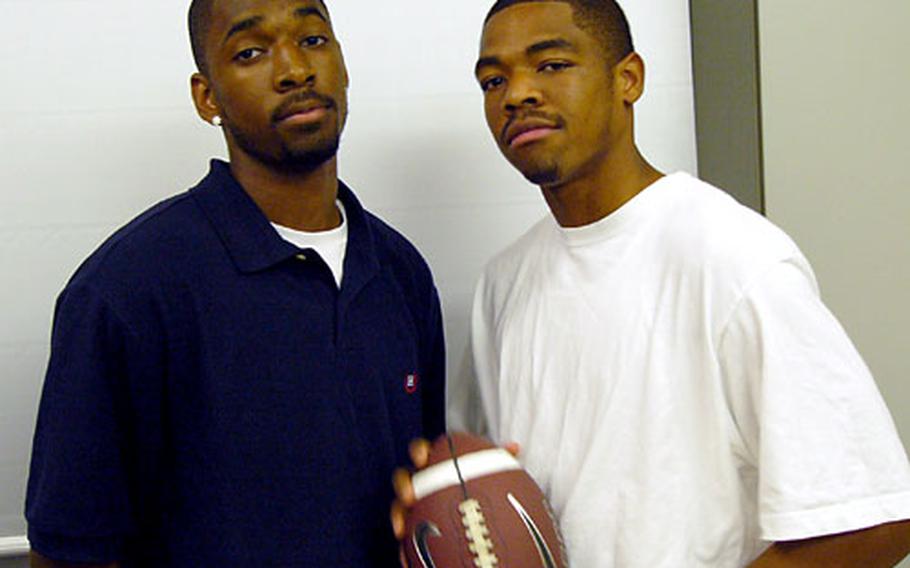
403;432;567;567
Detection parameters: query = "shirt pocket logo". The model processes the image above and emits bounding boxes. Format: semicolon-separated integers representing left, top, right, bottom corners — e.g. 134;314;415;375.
404;373;420;394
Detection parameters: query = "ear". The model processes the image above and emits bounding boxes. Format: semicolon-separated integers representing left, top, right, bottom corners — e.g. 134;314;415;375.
614;52;646;106
190;72;222;125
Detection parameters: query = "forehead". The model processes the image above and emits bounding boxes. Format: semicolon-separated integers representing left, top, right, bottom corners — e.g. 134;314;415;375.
480;2;590;56
209;0;330;32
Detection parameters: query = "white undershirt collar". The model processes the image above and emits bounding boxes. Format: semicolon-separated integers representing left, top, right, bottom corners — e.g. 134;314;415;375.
271;200;348;288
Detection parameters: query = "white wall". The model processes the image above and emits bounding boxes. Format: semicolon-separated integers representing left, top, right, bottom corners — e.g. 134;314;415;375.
0;0;696;545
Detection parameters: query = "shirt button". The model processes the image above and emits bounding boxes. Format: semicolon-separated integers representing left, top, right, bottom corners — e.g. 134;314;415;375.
296;253;307;261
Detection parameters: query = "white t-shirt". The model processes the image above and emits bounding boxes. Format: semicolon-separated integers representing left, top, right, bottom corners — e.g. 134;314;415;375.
272;201;347;288
450;173;910;567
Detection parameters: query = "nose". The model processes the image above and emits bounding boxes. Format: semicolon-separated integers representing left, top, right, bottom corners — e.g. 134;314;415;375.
503;72;541;112
273;41;316;91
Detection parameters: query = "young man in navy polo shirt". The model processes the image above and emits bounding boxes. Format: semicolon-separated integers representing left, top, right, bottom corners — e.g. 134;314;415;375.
25;1;445;566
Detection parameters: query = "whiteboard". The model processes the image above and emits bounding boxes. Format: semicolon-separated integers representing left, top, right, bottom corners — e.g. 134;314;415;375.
0;0;696;541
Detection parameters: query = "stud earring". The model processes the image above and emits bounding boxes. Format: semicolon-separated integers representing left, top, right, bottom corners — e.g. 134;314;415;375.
212;116;223;127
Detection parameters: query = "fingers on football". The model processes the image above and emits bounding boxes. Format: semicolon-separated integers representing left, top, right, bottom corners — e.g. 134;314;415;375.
392;467;415;505
409;438;431;468
390;499;408;540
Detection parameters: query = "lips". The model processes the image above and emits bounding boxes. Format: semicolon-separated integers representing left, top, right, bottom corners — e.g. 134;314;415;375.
502;116;561;148
274;102;329;125
272;94;335;125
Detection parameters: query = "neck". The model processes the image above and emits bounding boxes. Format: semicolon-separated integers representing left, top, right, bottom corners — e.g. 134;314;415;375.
228;149;342;232
540;140;663;228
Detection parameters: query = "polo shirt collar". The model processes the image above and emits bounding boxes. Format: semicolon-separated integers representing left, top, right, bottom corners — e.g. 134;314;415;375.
191;160;380;283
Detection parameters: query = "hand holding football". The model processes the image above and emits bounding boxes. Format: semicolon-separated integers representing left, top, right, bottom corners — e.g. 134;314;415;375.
402;432;567;567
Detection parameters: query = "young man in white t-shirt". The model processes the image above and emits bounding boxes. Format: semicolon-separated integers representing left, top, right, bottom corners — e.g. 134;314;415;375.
393;0;910;566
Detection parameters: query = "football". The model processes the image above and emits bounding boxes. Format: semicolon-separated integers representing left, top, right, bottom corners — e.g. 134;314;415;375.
403;432;567;568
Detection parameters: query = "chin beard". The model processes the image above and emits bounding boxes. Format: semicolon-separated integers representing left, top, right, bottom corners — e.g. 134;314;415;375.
524;166;560;185
515;156;560;185
226;121;341;173
278;135;340;172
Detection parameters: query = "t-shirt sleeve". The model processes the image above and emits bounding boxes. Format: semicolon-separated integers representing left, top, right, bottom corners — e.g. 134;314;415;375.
718;257;910;541
25;283;134;563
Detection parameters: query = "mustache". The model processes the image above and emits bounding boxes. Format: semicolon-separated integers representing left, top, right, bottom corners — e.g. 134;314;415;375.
271;91;337;124
500;110;565;143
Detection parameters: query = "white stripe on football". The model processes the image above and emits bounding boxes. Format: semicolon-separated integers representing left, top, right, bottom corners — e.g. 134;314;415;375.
412;448;522;501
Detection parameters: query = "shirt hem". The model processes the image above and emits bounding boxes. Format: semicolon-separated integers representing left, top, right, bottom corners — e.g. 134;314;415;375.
761;489;910;541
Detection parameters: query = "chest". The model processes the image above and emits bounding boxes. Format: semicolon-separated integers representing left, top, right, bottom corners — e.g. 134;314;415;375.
486;254;735;479
137;260;426;482
493;254;717;401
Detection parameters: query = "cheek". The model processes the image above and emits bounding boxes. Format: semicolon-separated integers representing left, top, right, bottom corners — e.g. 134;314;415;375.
571;95;611;140
216;78;266;120
483;99;502;136
337;96;349;128
226;94;266;125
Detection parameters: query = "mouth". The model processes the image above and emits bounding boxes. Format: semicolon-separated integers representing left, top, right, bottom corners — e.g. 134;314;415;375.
278;106;329;126
272;95;335;126
509;127;557;148
502;115;562;149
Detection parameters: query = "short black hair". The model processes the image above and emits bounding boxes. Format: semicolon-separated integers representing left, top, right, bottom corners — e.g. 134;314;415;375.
188;0;329;74
484;0;634;65
188;0;216;74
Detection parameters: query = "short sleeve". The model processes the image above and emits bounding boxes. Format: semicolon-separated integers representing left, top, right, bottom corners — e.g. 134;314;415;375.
25;283;134;563
718;257;910;541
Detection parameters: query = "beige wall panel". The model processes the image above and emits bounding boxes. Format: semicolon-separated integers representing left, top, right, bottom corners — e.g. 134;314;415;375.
759;0;910;472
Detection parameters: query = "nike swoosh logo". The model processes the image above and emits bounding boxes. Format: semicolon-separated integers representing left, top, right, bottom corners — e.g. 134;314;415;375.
507;492;558;568
413;520;442;568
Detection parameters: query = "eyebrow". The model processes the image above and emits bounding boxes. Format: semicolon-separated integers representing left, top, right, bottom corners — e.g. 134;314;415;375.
222;7;327;45
294;6;328;22
527;38;576;56
224;16;263;45
474;55;501;76
475;38;577;76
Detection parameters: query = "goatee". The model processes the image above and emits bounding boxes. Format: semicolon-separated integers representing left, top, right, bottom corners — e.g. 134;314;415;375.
225;120;341;174
524;165;560;185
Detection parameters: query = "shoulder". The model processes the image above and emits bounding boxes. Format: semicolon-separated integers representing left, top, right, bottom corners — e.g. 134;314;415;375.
481;215;554;284
365;212;427;266
365;212;432;274
660;174;794;252
474;215;554;312
335;181;434;283
65;190;210;301
656;173;804;281
651;174;824;340
362;210;440;304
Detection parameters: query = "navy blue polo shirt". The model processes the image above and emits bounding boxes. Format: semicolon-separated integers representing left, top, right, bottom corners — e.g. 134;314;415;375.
26;160;445;567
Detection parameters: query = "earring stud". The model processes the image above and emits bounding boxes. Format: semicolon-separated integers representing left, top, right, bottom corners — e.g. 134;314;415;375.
212;116;223;127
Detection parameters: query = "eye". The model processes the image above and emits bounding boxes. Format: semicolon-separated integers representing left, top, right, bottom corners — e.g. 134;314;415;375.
301;35;328;48
480;76;505;92
233;47;264;62
539;61;572;73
